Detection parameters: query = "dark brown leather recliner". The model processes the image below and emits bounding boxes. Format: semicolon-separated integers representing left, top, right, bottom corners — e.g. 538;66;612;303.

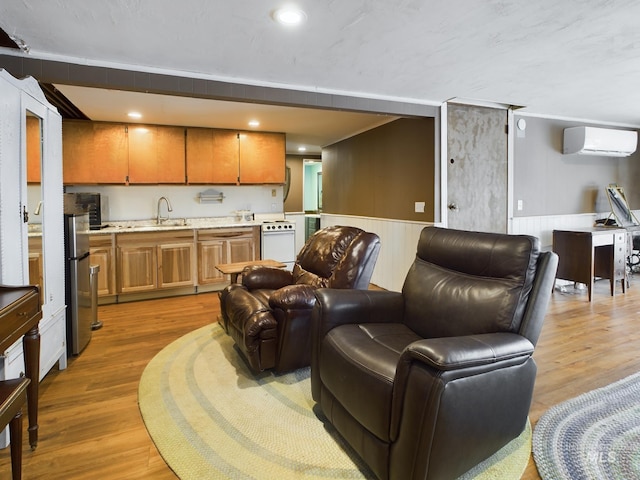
311;226;558;480
219;225;380;373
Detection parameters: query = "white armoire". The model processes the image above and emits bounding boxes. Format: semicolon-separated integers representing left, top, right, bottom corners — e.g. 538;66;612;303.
0;69;67;446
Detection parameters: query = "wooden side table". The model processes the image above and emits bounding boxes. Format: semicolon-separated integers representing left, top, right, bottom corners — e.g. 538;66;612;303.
216;259;287;284
0;284;41;452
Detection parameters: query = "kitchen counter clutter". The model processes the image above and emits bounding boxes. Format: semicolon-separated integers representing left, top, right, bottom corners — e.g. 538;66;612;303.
86;218;262;304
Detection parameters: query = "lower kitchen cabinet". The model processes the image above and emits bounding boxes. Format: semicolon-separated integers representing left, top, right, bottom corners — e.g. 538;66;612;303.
92;226;259;302
118;244;158;293
197;227;259;286
89;234;116;298
117;231;196;294
159;242;195;288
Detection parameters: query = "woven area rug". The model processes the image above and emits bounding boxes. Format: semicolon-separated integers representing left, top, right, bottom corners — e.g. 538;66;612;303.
533;372;640;480
138;323;531;479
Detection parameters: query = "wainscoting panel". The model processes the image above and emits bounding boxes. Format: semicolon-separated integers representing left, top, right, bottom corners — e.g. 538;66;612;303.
510;213;599;249
321;214;436;291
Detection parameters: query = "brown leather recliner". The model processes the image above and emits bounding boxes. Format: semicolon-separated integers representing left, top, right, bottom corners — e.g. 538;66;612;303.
311;226;558;480
219;225;381;373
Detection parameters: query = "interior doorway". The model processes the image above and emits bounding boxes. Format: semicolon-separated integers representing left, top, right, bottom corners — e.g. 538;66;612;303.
446;103;509;233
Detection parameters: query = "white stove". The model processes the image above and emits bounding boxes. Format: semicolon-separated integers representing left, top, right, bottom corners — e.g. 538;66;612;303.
261;221;296;269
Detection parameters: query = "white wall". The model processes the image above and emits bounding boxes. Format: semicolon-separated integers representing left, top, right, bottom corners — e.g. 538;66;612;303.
65;184;284;222
322;213;435;291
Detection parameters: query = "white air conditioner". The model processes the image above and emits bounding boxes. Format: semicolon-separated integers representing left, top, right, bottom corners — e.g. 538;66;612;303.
563;126;638;157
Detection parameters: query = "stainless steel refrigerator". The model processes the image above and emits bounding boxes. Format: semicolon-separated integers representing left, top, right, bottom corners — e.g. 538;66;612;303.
64;200;92;356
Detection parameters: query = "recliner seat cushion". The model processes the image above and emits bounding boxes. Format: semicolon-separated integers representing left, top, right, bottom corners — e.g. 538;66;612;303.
321;323;421;441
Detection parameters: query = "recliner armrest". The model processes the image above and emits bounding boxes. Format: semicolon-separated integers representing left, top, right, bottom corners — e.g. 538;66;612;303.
242;266;294;290
401;332;534;371
269;284;317;310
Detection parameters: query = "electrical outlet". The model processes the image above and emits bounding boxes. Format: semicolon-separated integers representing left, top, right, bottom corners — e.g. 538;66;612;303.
517;200;524;211
271;203;277;211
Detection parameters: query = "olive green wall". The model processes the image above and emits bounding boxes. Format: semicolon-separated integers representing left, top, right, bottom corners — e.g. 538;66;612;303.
322;118;435;222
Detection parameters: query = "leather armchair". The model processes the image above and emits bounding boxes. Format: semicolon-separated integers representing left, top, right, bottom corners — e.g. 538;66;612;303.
219;225;380;373
310;226;558;480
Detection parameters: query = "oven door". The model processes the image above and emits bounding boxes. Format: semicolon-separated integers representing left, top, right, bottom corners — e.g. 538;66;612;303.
261;230;296;269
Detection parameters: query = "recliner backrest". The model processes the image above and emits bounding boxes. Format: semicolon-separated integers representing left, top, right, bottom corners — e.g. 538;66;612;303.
402;227;540;339
292;226;381;289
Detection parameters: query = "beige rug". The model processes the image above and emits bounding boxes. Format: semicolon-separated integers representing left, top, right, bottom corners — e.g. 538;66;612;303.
138;324;531;479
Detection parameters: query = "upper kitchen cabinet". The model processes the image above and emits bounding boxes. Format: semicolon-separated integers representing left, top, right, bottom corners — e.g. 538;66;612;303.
186;127;239;184
239;132;285;184
128;125;186;184
186;128;285;184
26;115;42;183
63;120;128;184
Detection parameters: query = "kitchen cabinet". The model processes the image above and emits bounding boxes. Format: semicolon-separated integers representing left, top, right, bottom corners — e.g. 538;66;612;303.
197;227;259;285
128;125;186;184
63;120;128;184
89;234;116;298
186;127;239;184
186;128;285;184
27;115;42;183
28;236;44;304
117;231;196;294
238;132;286;184
158;242;195;288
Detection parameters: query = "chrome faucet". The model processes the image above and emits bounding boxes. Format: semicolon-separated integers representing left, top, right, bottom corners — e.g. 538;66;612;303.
157;196;173;224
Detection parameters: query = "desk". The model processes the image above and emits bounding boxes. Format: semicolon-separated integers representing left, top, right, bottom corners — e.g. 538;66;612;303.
553;228;627;302
216;259;287;284
0;285;41;449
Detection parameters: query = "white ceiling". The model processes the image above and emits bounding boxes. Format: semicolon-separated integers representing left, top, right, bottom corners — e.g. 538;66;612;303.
2;0;640;152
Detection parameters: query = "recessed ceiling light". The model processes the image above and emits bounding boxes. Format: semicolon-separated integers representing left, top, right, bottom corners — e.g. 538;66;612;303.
298;146;307;152
128;111;142;119
272;7;307;26
248;120;260;127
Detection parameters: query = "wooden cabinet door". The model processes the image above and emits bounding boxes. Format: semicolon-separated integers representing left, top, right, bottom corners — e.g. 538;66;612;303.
128;125;185;184
228;237;257;263
92;123;128;183
186;128;238;184
63;120;96;184
26;115;41;183
238;132;285;184
158;242;194;288
197;240;227;284
89;235;116;297
118;245;157;293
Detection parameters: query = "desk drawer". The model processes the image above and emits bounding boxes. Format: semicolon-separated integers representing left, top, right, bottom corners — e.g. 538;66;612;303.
0;291;40;353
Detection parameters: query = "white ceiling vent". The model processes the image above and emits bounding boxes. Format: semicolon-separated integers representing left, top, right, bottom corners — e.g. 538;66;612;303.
563;126;638;157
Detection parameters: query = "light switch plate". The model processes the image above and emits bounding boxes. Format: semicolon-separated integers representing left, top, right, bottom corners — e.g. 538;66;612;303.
415;201;425;213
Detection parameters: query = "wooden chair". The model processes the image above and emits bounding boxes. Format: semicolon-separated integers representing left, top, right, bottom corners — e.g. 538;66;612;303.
0;378;30;480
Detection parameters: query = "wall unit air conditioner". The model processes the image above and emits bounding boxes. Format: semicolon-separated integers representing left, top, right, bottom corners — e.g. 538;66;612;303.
563;126;638;157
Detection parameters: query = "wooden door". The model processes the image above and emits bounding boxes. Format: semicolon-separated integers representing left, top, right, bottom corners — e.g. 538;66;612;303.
128;125;185;184
238;132;285;184
186;128;238;184
118;245;157;293
62;120;96;184
447;104;508;233
158;243;194;288
197;240;227;284
89;235;116;297
26;115;41;183
228;237;256;263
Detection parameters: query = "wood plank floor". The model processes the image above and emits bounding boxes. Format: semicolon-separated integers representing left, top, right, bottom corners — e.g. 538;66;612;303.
0;277;639;479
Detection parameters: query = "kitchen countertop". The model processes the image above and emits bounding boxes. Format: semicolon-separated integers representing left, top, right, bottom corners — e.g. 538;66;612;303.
90;216;264;234
27;213;288;237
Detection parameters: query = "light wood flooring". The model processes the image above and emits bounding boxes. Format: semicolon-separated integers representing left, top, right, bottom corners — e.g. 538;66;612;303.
0;277;639;479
